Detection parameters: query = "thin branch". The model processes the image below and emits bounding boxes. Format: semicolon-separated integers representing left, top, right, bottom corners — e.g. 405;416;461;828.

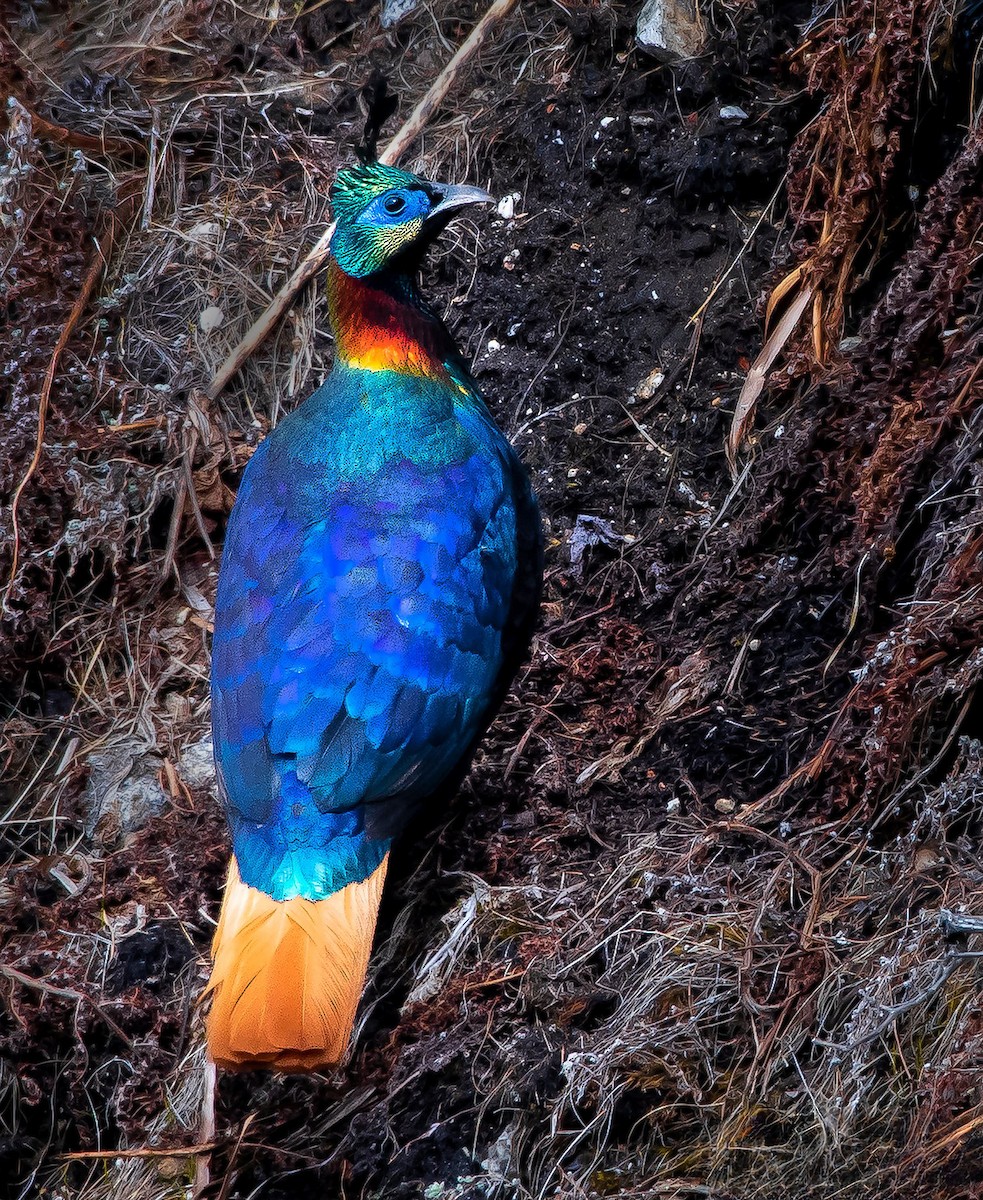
3;234;112;612
0;963;132;1045
61;1143;219;1161
12;99;146;161
727;282;814;474
206;0;519;401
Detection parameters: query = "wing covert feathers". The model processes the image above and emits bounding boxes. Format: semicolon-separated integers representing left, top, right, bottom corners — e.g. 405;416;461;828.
204;855;389;1071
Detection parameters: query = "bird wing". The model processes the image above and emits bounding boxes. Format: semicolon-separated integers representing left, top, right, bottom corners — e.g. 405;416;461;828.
210;418;518;898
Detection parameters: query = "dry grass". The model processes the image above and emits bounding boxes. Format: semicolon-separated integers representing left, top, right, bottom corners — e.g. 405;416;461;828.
1;2;586;1196
4;1;983;1198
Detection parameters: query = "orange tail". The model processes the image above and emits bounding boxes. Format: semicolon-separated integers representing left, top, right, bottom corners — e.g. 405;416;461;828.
204;855;389;1072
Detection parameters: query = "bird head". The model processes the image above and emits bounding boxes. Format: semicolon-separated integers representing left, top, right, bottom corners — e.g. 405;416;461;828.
328;161;493;280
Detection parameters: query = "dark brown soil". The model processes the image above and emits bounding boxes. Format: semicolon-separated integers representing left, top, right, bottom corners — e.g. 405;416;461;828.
4;2;983;1199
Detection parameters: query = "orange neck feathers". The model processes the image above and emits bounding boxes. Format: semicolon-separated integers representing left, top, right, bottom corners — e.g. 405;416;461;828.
326;260;451;380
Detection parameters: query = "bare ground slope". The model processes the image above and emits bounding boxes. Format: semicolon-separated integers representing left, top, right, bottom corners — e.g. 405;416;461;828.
3;2;983;1197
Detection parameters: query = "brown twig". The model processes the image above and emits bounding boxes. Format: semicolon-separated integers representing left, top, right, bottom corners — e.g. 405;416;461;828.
0;963;132;1045
194;1060;218;1198
15;100;146;161
721;820;823;948
181;436;216;560
60;1143;219;1161
726;282;814;473
215;1113;257;1200
2;233;112;612
206;0;519;401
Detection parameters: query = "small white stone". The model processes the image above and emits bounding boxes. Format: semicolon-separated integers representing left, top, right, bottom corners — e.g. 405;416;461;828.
636;0;704;59
198;305;224;333
486;339;501;353
636;368;665;400
381;0;420;27
187;220;222;245
497;192;521;220
179;739;216;790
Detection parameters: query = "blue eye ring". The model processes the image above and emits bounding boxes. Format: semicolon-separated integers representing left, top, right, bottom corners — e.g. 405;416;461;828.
356;187;429;231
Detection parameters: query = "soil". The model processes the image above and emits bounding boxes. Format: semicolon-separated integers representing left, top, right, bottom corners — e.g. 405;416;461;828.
3;2;983;1199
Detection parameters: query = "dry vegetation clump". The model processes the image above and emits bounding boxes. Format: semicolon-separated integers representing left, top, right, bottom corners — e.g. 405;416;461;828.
4;1;983;1198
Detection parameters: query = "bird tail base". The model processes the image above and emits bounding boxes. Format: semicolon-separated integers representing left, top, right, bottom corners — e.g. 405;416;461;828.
204;854;388;1072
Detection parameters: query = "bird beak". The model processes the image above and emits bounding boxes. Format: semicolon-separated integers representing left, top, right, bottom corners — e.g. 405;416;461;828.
426;183;494;223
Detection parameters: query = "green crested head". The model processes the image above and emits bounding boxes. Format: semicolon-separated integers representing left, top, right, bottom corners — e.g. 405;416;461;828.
328;161;493;280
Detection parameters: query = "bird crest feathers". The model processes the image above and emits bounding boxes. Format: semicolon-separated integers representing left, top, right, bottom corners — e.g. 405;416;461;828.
329;161;425;225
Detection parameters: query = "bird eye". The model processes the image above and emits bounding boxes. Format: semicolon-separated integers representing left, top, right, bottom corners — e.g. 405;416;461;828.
383;193;406;215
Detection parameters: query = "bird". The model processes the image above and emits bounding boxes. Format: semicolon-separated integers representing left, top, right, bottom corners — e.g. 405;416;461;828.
203;160;542;1072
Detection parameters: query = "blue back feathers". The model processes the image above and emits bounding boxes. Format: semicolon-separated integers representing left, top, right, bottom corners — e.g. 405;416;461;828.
211;163;541;903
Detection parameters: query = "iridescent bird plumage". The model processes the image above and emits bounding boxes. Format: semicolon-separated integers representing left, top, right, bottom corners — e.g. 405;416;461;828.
204;162;542;1071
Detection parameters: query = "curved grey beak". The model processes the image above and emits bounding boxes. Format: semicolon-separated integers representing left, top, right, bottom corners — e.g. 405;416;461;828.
427;183;494;223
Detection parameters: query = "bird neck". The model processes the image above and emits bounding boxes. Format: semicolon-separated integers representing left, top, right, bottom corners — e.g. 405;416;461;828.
327;259;452;381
